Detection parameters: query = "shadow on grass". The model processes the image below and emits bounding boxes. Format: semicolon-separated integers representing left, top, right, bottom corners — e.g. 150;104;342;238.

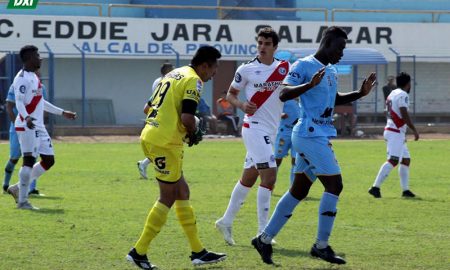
34;208;65;214
30;195;63;201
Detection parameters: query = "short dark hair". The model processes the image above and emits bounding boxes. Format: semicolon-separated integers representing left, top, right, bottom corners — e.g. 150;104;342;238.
19;45;38;62
191;46;222;67
160;62;174;75
396;72;411;88
257;27;279;47
321;26;348;45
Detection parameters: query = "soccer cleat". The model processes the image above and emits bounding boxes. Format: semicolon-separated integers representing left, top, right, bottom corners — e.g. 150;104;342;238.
126;248;157;270
251;236;274;264
7;184;19;203
3;185;8;194
368;186;381;198
310;244;346;264
402;190;416;198
29;189;45;196
190;249;227;266
215;219;235;245
17;201;39;210
137;161;148;179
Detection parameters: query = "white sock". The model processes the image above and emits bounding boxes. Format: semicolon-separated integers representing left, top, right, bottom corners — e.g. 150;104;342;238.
30;162;46;181
373;162;394;187
221;181;251;225
18;166;32;203
399;164;410;191
257;185;272;234
141;158;151;167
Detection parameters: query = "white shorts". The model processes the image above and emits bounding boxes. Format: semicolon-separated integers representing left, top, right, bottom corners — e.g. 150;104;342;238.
16;127;54;157
384;129;410;160
242;127;276;169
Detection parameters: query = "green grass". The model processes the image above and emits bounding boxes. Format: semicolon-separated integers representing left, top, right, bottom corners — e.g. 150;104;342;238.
0;139;449;270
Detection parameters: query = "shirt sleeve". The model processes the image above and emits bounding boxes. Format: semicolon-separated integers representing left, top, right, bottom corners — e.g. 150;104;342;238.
283;60;306;86
398;92;409;109
230;64;247;91
182;77;201;104
13;76;30;119
44;100;64;115
6;85;15;103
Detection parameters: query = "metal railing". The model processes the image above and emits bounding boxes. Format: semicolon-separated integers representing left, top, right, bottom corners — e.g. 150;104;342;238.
332;8;450;22
0;1;103;16
107;4;328;21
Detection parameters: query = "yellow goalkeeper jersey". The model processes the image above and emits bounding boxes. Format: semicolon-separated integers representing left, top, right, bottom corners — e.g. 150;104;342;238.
141;65;203;146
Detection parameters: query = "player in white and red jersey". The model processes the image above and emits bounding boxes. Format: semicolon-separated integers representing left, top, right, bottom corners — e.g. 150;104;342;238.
215;27;290;245
369;72;419;198
6;45;77;210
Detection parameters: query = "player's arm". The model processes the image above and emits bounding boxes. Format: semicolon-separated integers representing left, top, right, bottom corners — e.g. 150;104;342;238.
336;72;376;105
279;67;325;102
14;80;35;129
44;100;77;119
400;107;419;141
181;99;203;147
227;86;257;114
6;101;16;122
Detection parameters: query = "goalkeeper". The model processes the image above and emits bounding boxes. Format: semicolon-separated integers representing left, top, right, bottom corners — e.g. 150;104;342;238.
126;46;226;270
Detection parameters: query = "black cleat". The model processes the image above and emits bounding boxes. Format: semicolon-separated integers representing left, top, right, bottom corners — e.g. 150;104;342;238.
402;190;416;198
2;185;8;194
251;236;274;264
190;249;226;266
310;244;346;264
28;189;40;195
126;248;157;270
368;186;381;198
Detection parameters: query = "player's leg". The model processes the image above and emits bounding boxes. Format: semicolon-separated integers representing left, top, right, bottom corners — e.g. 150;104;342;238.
303;137;345;264
28;130;55;195
3;130;21;192
137;158;150;180
369;131;402;198
399;144;415;197
173;176;226;265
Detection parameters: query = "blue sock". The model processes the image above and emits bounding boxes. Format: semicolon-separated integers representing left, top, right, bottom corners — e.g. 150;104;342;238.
3;160;16;187
29;179;37;192
263;191;300;238
316;192;339;246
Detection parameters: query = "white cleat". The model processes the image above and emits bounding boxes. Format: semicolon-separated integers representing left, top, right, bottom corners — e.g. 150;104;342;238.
7;184;19;203
215;219;235;246
17;201;39;210
137;161;148;179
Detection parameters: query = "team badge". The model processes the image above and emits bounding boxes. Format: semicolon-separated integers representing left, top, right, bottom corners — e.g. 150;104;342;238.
234;72;242;83
19;85;26;93
278;67;287;75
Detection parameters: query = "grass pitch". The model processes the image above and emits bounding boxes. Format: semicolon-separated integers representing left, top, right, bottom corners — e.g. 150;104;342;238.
0;138;449;270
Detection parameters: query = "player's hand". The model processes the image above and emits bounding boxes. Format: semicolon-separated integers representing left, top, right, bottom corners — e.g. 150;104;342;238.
187;128;204;147
25;116;35;129
241;101;257;114
281;113;288;119
358;72;377;97
63;111;77;120
413;130;419;141
309;67;326;87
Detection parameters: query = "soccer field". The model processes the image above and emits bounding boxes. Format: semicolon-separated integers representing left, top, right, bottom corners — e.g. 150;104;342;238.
0;138;449;270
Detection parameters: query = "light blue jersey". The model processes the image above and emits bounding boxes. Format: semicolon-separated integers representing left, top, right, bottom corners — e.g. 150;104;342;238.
274;99;301;159
280;99;301;128
284;55;338;138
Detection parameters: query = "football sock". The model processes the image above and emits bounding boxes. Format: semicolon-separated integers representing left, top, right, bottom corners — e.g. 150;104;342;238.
257;185;272;233
175;200;204;253
29;179;37;192
30;162;46;182
3;160;16;187
141;158;151;167
221;180;251;225
373;161;394;187
135;201;169;255
262;191;299;242
289;166;295;185
316;192;339;248
18;166;32;203
399;164;410;191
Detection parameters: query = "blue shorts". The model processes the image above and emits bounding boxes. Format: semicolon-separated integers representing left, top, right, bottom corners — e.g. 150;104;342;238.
9;129;21;159
274;126;295;159
292;135;341;182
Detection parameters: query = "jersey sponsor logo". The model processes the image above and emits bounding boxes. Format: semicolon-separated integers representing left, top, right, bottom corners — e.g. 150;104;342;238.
186;89;200;99
234;72;242;83
252;81;282;91
288;71;300;79
19;85;26;93
154;157;166;169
